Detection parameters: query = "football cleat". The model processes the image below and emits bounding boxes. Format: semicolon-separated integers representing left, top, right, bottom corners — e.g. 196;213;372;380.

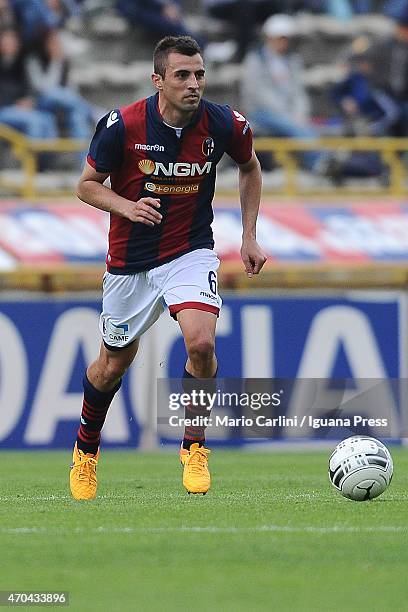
69;442;99;500
179;444;189;467
180;443;211;495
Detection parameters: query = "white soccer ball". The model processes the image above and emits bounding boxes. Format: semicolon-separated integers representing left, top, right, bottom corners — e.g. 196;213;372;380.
329;436;393;501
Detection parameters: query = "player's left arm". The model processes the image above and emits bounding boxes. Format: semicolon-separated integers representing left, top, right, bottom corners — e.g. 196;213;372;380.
238;151;267;277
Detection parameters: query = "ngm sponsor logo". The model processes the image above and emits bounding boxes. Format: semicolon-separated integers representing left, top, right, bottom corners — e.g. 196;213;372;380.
138;159;212;177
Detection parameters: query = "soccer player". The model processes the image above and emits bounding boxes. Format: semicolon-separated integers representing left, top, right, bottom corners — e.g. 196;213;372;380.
69;35;266;500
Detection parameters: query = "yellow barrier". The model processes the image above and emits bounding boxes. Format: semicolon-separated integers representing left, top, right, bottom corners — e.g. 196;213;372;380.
254;136;408;198
1;260;408;292
0;124;87;199
1;124;408;198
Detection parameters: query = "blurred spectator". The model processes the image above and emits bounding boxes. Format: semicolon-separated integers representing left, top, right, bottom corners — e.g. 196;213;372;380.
368;8;408;136
203;0;282;62
116;0;205;47
26;30;94;140
0;0;16;30
10;0;77;48
328;43;400;182
383;0;408;19
333;44;400;137
289;0;375;18
0;28;58;139
241;14;323;172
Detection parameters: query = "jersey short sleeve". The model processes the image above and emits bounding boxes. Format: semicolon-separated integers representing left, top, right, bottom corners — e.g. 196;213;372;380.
226;108;253;165
87;109;125;173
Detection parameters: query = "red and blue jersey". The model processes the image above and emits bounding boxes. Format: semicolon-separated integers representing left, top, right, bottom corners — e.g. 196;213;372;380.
87;93;253;274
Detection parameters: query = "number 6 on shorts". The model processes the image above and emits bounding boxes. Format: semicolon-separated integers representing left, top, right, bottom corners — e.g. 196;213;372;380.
208;270;217;295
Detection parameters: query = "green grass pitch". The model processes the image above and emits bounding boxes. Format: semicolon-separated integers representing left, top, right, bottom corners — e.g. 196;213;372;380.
1;449;408;611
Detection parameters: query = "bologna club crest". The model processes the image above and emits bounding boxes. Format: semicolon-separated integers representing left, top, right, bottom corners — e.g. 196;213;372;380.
202;137;215;157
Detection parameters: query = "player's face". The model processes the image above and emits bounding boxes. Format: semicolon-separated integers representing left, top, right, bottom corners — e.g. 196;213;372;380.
159;52;205;113
267;35;291;55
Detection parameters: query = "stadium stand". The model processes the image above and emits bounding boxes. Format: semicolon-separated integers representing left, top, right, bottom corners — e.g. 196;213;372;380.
0;0;406;196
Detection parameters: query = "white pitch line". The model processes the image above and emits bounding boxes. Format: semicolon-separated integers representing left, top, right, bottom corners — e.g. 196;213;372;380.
0;496;65;502
1;526;408;535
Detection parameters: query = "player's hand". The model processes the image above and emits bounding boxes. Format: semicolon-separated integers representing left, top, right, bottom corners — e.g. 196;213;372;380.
16;96;34;109
241;237;267;278
125;198;162;226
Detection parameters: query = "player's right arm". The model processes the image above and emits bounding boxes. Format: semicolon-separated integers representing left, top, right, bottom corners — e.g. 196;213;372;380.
77;163;162;227
77;109;162;227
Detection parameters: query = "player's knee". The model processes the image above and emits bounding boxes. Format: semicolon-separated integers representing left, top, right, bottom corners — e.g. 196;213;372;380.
187;337;215;365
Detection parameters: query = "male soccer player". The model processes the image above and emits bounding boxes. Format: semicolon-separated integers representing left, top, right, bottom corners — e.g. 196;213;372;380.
70;35;266;500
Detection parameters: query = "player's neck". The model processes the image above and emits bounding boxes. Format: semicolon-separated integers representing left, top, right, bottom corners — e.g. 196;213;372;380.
158;99;195;128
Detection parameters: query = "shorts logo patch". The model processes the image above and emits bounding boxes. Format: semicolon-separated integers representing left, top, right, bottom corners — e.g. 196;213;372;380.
200;290;218;301
108;321;129;343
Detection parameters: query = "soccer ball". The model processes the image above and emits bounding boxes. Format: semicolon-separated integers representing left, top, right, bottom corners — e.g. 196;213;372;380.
329;436;393;501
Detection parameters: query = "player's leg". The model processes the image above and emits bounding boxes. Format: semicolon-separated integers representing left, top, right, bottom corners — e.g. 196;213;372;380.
70;340;139;501
159;248;222;493
70;270;164;500
178;308;218;378
77;339;140;452
176;309;218;494
178;308;217;448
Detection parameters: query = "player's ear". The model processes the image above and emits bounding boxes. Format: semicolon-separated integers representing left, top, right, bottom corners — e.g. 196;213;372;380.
152;73;163;90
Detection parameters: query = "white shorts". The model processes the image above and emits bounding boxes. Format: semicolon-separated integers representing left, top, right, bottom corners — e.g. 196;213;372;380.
100;248;222;350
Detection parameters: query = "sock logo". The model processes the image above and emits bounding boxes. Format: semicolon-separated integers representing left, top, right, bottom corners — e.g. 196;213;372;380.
80;416;87;425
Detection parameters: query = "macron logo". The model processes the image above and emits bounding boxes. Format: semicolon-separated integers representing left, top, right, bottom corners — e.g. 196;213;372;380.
233;110;246;122
135;143;165;152
107;111;119;128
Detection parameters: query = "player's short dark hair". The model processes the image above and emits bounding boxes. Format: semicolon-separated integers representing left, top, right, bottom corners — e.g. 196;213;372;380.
153;36;203;77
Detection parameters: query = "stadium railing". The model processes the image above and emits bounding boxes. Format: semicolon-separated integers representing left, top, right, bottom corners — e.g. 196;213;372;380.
1;260;408;293
253;136;408;198
1;125;408;198
0;124;87;198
